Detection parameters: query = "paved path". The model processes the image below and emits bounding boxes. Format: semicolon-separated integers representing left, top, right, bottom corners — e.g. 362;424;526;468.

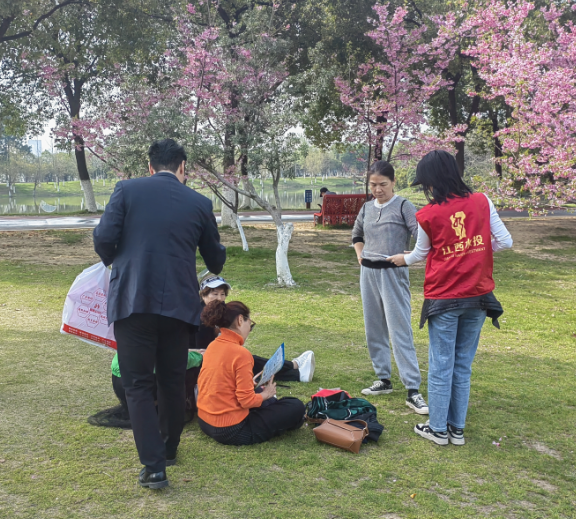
0;209;574;231
0;212;317;231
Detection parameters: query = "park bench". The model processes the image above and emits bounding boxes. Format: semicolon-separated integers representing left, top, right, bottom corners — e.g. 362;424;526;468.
313;194;367;227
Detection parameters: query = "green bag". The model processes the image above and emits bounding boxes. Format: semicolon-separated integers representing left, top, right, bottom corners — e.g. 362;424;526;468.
306;396;377;421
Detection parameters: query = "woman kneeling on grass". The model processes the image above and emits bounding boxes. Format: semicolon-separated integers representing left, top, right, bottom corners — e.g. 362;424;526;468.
197;300;306;446
387;150;512;446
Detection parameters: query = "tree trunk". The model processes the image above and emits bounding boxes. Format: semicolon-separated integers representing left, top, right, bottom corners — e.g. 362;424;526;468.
365;142;372;199
374;115;386;161
454;140;465;176
219;88;239;228
447;81;465;176
238;177;295;286
275;222;295;287
490;111;503;178
220;185;237;228
65;77;97;212
236;215;249;251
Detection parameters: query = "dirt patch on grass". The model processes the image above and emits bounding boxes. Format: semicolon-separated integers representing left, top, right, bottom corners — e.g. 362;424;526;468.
0;218;574;267
0;230;98;266
503;217;576;262
0;223;354;267
526;441;563;460
224;223;354;253
531;479;557;492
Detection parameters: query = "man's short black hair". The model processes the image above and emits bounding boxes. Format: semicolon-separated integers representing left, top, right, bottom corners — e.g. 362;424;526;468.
148;139;187;174
319;187;328;193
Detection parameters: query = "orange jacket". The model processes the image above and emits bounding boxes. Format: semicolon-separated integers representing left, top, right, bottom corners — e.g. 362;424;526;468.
197;328;263;427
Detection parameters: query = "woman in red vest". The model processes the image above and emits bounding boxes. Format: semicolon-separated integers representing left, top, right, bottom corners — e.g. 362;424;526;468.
387;150;512;446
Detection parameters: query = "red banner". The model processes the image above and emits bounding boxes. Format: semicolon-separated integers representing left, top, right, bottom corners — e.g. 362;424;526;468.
62;324;117;350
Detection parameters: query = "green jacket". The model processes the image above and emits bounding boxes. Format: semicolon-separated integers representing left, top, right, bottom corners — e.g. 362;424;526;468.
111;351;203;378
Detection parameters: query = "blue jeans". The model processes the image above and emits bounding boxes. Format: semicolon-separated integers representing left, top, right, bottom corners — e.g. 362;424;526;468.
427;308;486;432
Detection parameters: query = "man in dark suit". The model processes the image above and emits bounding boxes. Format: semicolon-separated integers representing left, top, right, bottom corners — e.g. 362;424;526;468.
93;139;226;489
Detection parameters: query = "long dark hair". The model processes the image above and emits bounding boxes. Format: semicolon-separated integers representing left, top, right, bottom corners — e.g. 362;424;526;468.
415;150;472;205
201;300;250;329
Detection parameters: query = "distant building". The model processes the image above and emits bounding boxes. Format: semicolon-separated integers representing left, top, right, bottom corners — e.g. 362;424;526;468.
28;140;42;156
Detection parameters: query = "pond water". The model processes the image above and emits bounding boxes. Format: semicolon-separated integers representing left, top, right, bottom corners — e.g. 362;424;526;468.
0;182;367;214
0;197;111;215
206;184;366;211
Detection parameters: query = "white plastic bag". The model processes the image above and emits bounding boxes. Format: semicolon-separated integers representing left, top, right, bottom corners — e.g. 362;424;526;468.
61;262;116;350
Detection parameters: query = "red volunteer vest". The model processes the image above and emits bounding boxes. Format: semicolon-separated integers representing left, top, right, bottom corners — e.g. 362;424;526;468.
416;193;494;299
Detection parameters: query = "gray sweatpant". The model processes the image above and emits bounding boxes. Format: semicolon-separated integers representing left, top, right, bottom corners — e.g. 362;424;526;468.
360;266;421;390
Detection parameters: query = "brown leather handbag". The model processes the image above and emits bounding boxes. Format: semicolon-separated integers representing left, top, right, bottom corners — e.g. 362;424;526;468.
313;418;369;454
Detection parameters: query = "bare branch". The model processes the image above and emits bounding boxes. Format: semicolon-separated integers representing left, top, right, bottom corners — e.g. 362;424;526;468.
196;159;253;198
1;0;88;43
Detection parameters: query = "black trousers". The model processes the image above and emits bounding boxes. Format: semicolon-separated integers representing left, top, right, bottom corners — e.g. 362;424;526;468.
252;356;300;382
111;369;199;425
114;313;189;473
112;374;130;412
198;397;306;446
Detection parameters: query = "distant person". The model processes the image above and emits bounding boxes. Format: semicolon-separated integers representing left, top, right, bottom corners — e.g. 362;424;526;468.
197;300;306;445
195;275;315;382
387;150;512;446
352;160;428;415
93;138;226;489
319;187;336;197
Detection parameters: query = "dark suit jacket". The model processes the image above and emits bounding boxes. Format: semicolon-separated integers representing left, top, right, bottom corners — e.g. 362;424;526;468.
93;172;226;326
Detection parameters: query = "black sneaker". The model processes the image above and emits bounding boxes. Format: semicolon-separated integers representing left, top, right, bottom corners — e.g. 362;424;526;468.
361;380;393;395
414;422;448;445
405;393;429;415
447;424;465;445
138;468;169;489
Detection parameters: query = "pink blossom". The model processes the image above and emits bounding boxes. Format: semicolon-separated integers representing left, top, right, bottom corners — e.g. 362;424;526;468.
464;0;576;213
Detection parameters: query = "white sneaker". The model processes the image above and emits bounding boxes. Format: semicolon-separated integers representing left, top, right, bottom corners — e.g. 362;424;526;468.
414;421;448;446
292;351;315;382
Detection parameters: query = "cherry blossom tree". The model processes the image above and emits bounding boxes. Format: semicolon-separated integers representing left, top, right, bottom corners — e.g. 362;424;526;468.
464;0;576;213
71;4;301;286
16;0;177;212
334;3;462;171
175;5;299;286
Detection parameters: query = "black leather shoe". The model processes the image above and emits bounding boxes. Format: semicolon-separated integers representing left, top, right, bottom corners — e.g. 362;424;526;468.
138;468;169;489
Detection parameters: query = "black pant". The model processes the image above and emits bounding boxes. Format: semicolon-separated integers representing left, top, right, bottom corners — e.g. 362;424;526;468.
198;397;306;446
112;374;130;413
252;356;300;382
114;313;189;473
112;369;198;425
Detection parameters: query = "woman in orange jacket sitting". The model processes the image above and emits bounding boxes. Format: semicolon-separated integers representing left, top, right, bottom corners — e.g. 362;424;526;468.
196;300;306;446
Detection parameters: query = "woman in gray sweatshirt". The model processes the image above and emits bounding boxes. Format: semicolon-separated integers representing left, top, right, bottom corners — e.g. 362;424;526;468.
352;160;428;414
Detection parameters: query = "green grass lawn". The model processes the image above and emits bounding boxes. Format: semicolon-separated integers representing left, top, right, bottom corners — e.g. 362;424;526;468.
0;179;119;199
0;224;575;518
